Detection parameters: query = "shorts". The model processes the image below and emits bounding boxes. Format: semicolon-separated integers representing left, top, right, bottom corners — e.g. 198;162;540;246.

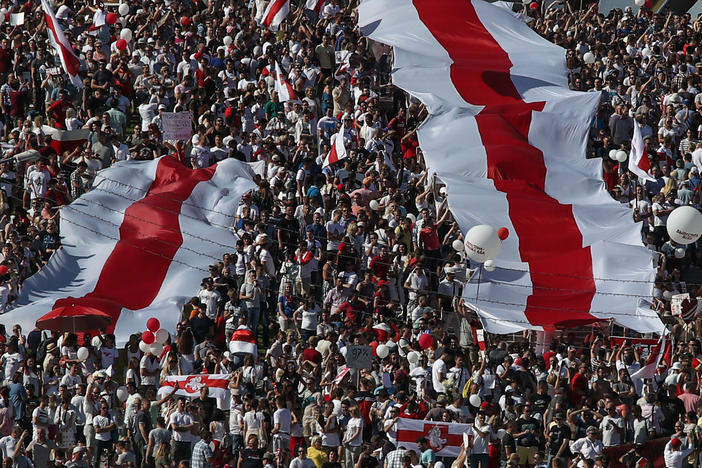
84;423;96;448
517;446;537;465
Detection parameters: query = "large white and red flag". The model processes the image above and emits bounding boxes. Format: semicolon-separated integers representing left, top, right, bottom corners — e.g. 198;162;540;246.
629;121;654;182
42;125;89;155
396;419;470;457
229;325;258;356
160;374;231;398
359;0;660;334
274;61;300;103
261;0;290;31
41;0;83;88
306;0;325;14
3;157;256;344
631;331;670;380
323;127;347;168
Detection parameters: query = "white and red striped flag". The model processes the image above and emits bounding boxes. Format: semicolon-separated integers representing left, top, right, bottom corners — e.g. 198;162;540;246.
274;61;300;103
160;374;231;398
42;125;89;155
306;0;325;14
631;332;669;380
629;121;654;182
3;157;256;345
229;325;258;356
322;127;347;168
358;0;660;335
396;419;470;457
261;0;290;31
41;0;83;88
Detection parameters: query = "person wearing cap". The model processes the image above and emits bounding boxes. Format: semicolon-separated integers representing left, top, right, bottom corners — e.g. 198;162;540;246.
546;412;570;466
664;436;695;468
569;427;603;468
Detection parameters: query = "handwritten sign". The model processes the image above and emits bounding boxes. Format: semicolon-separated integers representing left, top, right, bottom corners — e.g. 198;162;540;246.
346;345;372;369
161;111;193;141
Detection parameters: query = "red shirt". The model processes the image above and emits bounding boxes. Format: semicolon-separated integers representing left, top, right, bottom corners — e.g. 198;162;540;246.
419;226;440;251
302;347;322;364
570;372;587;405
369;255;390;279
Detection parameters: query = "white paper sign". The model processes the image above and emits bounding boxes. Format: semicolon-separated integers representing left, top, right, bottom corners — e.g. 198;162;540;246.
671;293;690;317
346;345;372;369
161;111;193;141
10;12;24;26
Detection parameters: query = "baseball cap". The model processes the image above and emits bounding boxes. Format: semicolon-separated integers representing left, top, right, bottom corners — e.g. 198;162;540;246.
505;385;514;393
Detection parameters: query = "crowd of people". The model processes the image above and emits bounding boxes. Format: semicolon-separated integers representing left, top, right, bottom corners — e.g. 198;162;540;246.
0;0;701;467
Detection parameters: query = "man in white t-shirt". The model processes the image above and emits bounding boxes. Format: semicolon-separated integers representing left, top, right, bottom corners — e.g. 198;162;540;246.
168;398;195;464
599;405;624;447
271;396;292;453
197;280;221;320
471;411;494;468
140;351;161;389
432;350;450;394
92;403;115;467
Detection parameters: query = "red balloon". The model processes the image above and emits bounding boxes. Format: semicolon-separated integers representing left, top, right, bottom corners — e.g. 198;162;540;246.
643;0;652;7
497;227;509;240
142;330;155;344
529;2;539;9
0;265;8;276
370;341;379;356
106;12;118;25
418;333;433;350
181;16;191;26
115;39;127;51
146;317;160;332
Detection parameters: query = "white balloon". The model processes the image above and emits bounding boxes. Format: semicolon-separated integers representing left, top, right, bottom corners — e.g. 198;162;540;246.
120;28;133;42
376;344;389;359
77;347;89;361
386;339;397;349
150;342;164;356
154;328;169;344
663;290;673;301
464;225;502;263
407;351;419;364
616;150;628;162
369;200;379;210
139;340;150;353
583;52;596;64
116;386;129;402
223;36;233;46
406;213;416;224
667;206;702;245
642;47;652;58
469;394;481;407
118;3;129;15
452;239;465;252
609;149;618;160
484;260;496;272
634;0;645;6
675;248;686;259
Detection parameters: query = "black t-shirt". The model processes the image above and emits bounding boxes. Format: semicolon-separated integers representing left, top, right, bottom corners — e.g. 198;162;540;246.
87;94;107;113
189;315;214;342
278;217;300;248
241;448;264;468
516;417;541;447
134;410;152;443
93;69;114;87
531;393;551;417
501;432;516;459
547;423;572;455
192;397;217;424
359;455;378;468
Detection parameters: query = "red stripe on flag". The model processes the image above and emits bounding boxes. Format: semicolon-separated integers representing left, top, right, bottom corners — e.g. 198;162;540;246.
231;329;256;343
263;0;287;27
43;6;80;75
52;157;218;330
413;0;597;329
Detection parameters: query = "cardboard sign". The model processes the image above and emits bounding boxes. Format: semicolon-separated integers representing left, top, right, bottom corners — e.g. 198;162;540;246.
161;111;193;141
346;345;372;369
671;293;690;317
